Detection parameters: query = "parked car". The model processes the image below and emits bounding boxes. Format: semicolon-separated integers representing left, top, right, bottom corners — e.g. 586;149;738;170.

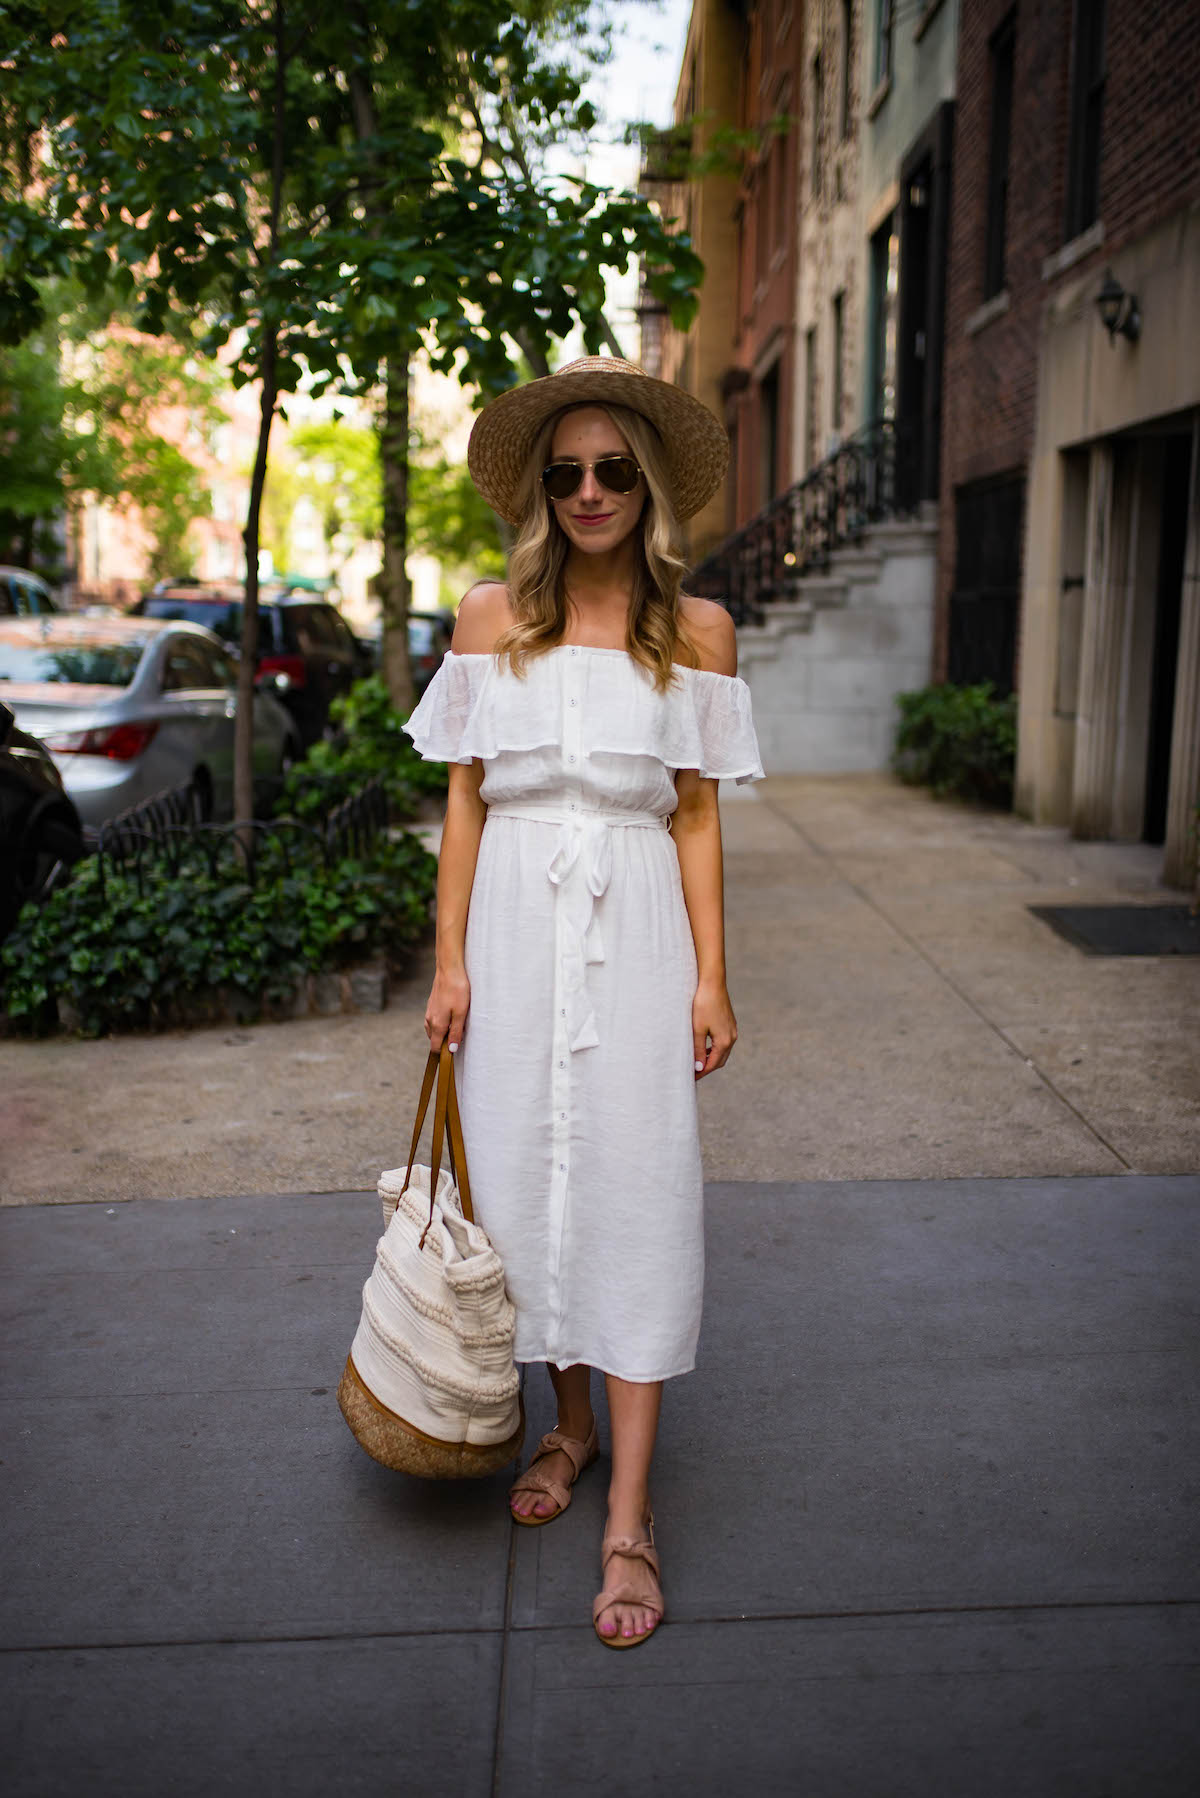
361;611;453;697
0;616;299;829
132;587;367;745
408;611;455;695
0;567;59;617
0;698;85;942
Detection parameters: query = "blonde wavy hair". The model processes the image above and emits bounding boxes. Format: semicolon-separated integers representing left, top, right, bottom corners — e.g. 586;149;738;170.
494;403;699;691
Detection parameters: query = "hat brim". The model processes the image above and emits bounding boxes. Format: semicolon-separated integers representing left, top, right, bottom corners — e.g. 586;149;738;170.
467;363;729;526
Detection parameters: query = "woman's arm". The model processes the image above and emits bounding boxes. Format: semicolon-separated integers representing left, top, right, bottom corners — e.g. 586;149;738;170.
423;582;513;1051
424;758;486;1052
674;596;739;1079
673;773;736;1078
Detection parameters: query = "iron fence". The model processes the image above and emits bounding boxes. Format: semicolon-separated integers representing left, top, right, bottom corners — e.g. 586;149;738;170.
688;418;914;624
93;776;390;898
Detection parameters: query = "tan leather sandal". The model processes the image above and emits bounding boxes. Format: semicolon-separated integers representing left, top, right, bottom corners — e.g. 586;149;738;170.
592;1516;663;1649
507;1420;599;1528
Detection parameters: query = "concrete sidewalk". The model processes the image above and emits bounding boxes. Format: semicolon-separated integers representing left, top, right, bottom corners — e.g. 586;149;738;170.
2;1174;1198;1795
2;773;1197;1206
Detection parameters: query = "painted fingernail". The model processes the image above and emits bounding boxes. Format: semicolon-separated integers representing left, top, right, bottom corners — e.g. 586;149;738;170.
695;1060;704;1071
449;1042;458;1053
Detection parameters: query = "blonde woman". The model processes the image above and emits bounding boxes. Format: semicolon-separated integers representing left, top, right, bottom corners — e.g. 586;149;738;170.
404;357;763;1649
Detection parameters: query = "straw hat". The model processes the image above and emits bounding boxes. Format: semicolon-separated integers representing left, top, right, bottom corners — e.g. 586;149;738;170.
467;355;729;526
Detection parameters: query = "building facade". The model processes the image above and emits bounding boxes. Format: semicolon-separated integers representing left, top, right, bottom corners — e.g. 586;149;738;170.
940;0;1200;883
795;0;864;476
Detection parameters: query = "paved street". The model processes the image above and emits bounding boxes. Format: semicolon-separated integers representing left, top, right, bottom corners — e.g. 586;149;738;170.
2;774;1199;1793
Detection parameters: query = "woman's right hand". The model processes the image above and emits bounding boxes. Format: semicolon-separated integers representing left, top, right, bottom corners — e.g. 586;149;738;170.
425;966;471;1053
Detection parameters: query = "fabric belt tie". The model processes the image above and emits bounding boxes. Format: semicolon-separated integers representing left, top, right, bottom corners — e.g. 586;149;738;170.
485;802;670;1052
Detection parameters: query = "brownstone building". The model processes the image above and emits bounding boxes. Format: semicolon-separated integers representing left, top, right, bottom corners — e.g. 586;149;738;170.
939;0;1200;883
651;0;806;556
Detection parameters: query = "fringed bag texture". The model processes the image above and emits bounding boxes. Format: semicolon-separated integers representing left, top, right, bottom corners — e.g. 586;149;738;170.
338;1046;524;1479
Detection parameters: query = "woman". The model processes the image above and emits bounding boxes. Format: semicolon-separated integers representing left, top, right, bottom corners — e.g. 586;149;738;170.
404;356;763;1648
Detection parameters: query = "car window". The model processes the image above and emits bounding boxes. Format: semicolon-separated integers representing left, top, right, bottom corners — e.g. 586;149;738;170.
0;577;14;617
288;605;337;652
192;638;236;688
162;639;223;693
145;597;243;643
322;608;356;652
0;637;143;685
16;575;55;615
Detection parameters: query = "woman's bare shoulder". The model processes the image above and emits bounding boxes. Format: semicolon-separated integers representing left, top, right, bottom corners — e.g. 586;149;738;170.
451;581;516;654
678;594;737;676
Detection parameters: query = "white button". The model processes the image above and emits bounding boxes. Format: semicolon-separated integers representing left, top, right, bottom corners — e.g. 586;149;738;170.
559;1059;566;1068
569;698;577;706
568;754;576;763
559;1162;566;1171
561;1111;567;1120
560;1008;566;1017
569;802;577;811
570;647;578;656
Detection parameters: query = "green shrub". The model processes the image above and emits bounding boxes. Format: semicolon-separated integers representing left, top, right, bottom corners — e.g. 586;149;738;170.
1;829;437;1037
281;674;447;820
892;682;1017;807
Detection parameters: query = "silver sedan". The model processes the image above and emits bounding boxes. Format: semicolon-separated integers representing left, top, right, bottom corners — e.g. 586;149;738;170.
0;615;300;829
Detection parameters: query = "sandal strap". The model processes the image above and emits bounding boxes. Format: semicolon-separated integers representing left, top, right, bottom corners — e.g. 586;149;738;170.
529;1424;597;1481
592;1583;663;1625
599;1533;661;1581
508;1462;572;1511
508;1422;598;1511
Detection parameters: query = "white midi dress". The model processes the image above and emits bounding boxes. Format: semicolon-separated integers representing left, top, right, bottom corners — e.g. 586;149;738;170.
403;645;764;1382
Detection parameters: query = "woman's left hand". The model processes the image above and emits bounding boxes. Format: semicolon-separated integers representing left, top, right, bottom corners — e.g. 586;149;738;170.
692;977;737;1079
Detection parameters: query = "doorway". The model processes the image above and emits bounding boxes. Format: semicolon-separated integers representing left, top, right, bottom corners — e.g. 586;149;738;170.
1143;432;1191;843
897;103;953;511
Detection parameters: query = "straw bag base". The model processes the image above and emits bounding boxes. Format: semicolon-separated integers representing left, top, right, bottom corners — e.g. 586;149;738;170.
337;1354;526;1480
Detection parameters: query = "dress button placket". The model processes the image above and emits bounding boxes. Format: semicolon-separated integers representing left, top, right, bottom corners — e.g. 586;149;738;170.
547;651;585;1355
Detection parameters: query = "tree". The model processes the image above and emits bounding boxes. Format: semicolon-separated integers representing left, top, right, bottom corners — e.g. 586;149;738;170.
1;0;704;821
0;283;217;580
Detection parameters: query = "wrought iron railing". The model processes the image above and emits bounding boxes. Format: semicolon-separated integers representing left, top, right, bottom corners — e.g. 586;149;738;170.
688;418;917;625
93;777;390;897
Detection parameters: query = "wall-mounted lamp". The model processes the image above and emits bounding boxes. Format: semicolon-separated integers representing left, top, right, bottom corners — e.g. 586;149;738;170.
1095;269;1141;344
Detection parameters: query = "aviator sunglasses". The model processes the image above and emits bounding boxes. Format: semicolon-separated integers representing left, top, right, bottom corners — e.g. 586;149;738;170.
541;455;642;502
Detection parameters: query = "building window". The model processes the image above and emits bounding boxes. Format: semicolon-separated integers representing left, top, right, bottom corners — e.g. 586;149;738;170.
811;51;823;197
949;477;1025;696
832;291;845;437
760;362;781;505
984;13;1015;300
773;130;790;249
840;0;854;139
875;0;894;87
804;326;819;472
1064;0;1107;241
868;218;898;422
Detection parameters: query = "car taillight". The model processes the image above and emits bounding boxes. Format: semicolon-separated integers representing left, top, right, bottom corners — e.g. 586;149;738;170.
44;721;160;761
257;654;307;689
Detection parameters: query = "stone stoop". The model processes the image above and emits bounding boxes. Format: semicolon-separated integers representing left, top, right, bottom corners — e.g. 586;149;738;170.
735;514;939;774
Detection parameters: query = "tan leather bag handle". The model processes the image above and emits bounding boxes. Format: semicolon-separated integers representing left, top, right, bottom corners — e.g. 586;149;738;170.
400;1046;474;1247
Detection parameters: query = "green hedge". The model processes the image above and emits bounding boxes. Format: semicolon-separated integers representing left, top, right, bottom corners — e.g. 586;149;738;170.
280;674;447;820
1;830;437;1038
892;682;1017;808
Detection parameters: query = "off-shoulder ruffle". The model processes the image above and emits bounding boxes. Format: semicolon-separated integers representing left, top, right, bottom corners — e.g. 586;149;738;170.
403;647;765;784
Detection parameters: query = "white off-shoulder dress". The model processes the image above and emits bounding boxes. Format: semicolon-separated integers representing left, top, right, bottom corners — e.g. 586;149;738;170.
403;645;764;1382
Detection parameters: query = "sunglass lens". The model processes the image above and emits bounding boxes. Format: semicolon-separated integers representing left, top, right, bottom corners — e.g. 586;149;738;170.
596;456;641;494
542;463;583;500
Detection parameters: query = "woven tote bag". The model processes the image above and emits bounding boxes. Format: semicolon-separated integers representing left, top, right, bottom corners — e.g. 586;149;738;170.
338;1045;525;1479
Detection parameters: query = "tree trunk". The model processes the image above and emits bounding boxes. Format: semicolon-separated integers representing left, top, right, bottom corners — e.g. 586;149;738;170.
234;338;278;826
233;0;287;830
379;349;414;712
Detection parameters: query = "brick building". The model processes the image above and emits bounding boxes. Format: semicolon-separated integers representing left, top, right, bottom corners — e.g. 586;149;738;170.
939;0;1200;883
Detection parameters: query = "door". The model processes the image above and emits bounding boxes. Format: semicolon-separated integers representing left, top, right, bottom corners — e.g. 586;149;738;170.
1143;433;1191;844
